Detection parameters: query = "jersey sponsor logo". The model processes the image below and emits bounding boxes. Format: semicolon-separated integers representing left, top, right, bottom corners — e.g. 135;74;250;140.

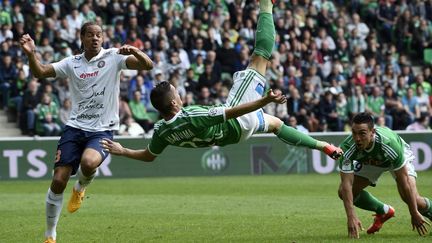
353;161;362;172
74;56;82;60
97;60;105;68
201;147;229;172
79;70;99;79
77;113;101;120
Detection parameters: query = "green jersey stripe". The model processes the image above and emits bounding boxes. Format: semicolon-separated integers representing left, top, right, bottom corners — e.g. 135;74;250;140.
229;72;253;107
382;143;398;159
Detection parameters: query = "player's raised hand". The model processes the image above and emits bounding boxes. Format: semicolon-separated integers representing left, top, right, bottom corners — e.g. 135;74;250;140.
100;138;125;155
117;45;138;55
265;89;287;104
20;34;36;55
411;213;430;236
347;217;363;239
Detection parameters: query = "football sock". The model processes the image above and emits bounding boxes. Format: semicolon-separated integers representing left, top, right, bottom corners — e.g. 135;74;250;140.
276;124;319;149
353;190;386;214
45;188;63;240
253;11;275;60
420;197;432;219
74;167;95;192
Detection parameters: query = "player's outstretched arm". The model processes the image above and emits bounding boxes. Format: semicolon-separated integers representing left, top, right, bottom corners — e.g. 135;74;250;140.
339;172;363;239
100;138;156;162
394;166;430;236
20;34;56;78
225;89;286;120
119;45;154;70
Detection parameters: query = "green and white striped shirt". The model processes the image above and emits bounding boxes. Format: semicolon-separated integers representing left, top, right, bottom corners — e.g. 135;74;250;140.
148;105;242;155
338;126;407;173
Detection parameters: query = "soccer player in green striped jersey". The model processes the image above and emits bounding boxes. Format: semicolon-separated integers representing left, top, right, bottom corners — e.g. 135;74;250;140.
337;112;432;239
101;0;342;162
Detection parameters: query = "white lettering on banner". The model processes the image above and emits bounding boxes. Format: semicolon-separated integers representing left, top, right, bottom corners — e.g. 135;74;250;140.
311;150;335;174
1;149;112;179
27;149;48;178
95;155;112;177
3;150;23;178
410;142;432;171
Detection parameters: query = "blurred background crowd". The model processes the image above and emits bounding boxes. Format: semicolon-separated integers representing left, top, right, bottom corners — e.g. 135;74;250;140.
1;0;432;137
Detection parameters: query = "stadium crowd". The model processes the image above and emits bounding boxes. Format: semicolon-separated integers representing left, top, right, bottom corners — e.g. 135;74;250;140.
1;0;432;136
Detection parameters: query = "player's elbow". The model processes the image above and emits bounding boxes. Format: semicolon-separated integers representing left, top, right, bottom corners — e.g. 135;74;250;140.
142;157;155;162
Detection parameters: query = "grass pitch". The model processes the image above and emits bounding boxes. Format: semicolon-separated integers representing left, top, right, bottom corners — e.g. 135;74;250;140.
1;171;431;242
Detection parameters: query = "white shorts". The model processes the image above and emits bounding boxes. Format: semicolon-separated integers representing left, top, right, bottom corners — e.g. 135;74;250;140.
354;145;417;184
226;68;269;141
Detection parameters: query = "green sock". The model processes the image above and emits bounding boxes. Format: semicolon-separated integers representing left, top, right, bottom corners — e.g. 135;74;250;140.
259;0;273;13
253;12;275;60
420;197;432;220
354;190;386;214
276;124;319;149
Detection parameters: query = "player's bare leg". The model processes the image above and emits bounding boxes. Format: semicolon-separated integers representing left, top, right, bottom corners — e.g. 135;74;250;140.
67;148;101;213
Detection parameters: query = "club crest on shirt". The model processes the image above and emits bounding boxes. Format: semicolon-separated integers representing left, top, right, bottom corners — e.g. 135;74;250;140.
97;60;105;68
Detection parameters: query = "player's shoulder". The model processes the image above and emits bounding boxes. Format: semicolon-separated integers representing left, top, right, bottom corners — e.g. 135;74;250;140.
375;126;397;144
153;119;166;131
102;47;121;56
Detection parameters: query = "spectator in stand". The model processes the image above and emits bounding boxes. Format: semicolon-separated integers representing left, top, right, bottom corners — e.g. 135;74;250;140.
0;54;18;109
319;90;343;131
129;90;153;133
401;87;420;124
366;86;392;129
36;92;62;136
59;98;71;129
377;0;397;44
20;79;40;136
406;112;430;131
125;30;144;50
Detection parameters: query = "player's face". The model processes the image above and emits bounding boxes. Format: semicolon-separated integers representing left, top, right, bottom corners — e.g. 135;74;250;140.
82;25;103;53
351;123;374;150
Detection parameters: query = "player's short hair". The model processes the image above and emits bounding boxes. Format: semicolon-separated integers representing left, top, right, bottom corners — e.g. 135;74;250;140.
352;112;374;129
80;22;101;37
150;81;175;116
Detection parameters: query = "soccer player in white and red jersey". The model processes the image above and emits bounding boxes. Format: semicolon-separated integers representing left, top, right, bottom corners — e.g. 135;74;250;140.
337;112;432;239
101;1;342;167
20;22;153;243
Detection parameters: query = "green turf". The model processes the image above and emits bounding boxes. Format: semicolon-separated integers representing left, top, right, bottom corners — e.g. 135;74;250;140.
1;171;431;242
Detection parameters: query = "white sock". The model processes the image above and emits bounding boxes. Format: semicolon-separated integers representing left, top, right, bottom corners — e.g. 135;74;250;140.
259;0;273;13
45;188;63;240
383;204;390;214
74;167;95;192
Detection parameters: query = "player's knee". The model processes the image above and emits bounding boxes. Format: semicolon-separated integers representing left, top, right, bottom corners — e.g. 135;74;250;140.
51;174;68;193
268;116;283;133
80;156;100;173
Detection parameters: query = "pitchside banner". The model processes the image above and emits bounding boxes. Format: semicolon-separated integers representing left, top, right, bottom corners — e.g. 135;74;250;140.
0;131;432;180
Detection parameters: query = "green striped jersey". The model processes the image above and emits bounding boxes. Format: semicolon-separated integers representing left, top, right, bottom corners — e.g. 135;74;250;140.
338;126;407;173
148;105;242;155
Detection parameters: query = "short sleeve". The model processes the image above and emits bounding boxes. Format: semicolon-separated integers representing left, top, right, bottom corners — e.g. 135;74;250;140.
337;136;355;173
51;57;71;79
188;106;226;128
148;131;169;156
338;157;354;173
112;48;128;70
